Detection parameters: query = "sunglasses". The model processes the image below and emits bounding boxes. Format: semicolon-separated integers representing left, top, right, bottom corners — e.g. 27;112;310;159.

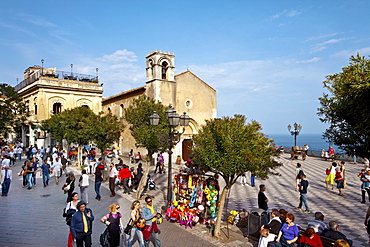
116;206;120;209
146;200;152;203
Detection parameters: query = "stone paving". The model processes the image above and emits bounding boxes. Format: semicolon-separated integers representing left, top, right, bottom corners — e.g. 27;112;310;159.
1;153;368;246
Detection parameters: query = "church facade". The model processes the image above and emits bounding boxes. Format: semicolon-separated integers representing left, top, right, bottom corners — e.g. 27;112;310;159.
102;50;217;160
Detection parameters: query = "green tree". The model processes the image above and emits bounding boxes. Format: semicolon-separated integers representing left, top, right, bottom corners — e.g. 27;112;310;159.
85;112;123;156
318;54;370;157
41;106;96;165
124;95;169;159
124;95;169;199
192;114;280;238
0;84;29;136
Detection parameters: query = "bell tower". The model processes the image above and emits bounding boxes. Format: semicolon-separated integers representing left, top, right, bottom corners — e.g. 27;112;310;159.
145;50;176;107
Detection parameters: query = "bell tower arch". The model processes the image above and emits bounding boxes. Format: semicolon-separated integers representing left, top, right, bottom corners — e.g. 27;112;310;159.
145;50;176;107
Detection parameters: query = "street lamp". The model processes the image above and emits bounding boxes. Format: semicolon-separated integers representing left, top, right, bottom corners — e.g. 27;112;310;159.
287;122;302;146
149;106;190;206
70;64;74;76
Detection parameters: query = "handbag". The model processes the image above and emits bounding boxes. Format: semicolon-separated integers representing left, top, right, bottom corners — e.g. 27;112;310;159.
326;168;331;175
100;227;110;247
124;219;133;235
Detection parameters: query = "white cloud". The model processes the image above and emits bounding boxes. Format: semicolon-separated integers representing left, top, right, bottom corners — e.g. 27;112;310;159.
303;33;341;43
310;38;349;54
331;47;370;58
100;49;138;63
296;57;320;64
269;9;301;20
20;14;57;27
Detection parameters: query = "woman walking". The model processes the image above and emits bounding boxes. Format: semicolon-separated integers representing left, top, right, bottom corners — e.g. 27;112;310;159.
100;203;122;247
325;162;337;190
19;160;28;188
79;170;89;204
65;192;79;247
127;200;145;247
64;172;75;202
26;161;34;190
94;161;104;201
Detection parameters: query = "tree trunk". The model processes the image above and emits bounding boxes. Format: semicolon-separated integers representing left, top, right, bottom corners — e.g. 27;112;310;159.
78;145;83;167
135;159;149;199
214;186;229;238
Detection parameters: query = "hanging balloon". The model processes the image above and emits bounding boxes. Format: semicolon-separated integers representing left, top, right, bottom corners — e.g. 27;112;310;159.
210;192;215;197
206;195;212;201
213;196;217;201
208;185;214;190
210;206;215;212
213;190;218;196
210;199;216;205
211;213;217;218
204;188;210;194
206;201;211;206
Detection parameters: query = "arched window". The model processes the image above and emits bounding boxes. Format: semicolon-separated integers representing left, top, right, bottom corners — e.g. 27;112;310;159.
120;104;124;118
34;103;38;115
53;102;62;114
161;61;168;79
81;105;89;108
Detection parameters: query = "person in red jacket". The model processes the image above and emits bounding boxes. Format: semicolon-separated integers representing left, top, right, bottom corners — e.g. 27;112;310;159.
118;164;132;194
299;227;323;247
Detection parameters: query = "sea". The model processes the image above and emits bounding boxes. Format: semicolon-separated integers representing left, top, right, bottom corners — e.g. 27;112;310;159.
267;133;338;152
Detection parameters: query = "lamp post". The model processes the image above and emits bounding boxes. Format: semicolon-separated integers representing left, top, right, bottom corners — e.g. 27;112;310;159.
287;122;302;146
70;64;74;76
150;106;190;206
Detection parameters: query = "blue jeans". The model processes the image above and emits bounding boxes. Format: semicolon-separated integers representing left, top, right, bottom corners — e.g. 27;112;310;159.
17;153;22;161
95;181;101;198
42;173;50;187
80;186;88;203
127;227;144;247
26;173;33;187
2;179;11;195
298;193;309;210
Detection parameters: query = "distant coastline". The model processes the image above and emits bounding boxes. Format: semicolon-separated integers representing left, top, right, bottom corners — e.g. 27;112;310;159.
267;133;338;151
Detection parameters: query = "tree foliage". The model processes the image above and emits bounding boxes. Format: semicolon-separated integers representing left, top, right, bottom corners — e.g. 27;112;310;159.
0;84;29;136
84;112;124;155
124;95;169;158
318;54;370;157
41;106;122;162
192;114;280;237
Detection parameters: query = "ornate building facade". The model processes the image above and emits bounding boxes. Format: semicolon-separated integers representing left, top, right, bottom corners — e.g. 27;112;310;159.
102;50;217;160
15;65;102;148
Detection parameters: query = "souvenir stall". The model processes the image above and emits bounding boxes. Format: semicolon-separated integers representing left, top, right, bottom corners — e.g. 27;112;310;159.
165;159;220;229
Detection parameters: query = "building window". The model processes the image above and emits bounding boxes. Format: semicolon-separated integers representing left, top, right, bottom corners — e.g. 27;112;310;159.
161;61;168;79
107;107;111;112
34;103;38;115
53;102;62;114
81;105;89;108
120;104;124;118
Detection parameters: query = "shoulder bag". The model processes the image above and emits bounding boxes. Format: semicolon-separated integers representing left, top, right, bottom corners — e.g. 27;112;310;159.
124;219;133;235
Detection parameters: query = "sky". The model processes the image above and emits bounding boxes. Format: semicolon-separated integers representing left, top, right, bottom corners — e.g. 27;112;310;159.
1;1;369;135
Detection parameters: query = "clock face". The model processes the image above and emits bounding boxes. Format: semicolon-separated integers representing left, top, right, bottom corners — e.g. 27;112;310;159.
185;99;193;109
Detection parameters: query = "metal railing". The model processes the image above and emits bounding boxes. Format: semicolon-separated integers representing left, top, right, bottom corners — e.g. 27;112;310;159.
14;70;99;91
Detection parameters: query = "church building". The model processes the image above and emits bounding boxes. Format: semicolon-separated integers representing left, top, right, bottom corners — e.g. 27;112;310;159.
102;50;217;160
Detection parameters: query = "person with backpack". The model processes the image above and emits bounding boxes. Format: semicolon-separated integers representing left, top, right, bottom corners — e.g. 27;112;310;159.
64;192;79;247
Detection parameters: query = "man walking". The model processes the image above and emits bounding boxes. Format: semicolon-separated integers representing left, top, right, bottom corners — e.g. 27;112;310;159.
296;174;310;213
1;165;12;196
142;196;161;247
108;163;118;197
71;201;94;247
258;184;268;211
40;159;51;187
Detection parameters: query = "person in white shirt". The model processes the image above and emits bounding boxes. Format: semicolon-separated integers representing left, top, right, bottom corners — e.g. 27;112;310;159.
108;164;119;197
16;147;23;161
52;157;63;185
1;156;10;168
79;170;89;203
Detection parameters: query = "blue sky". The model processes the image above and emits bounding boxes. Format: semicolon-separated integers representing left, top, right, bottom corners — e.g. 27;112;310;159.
1;1;369;135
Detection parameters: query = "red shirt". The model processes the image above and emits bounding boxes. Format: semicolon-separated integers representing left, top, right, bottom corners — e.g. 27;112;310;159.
299;233;323;247
119;168;132;180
